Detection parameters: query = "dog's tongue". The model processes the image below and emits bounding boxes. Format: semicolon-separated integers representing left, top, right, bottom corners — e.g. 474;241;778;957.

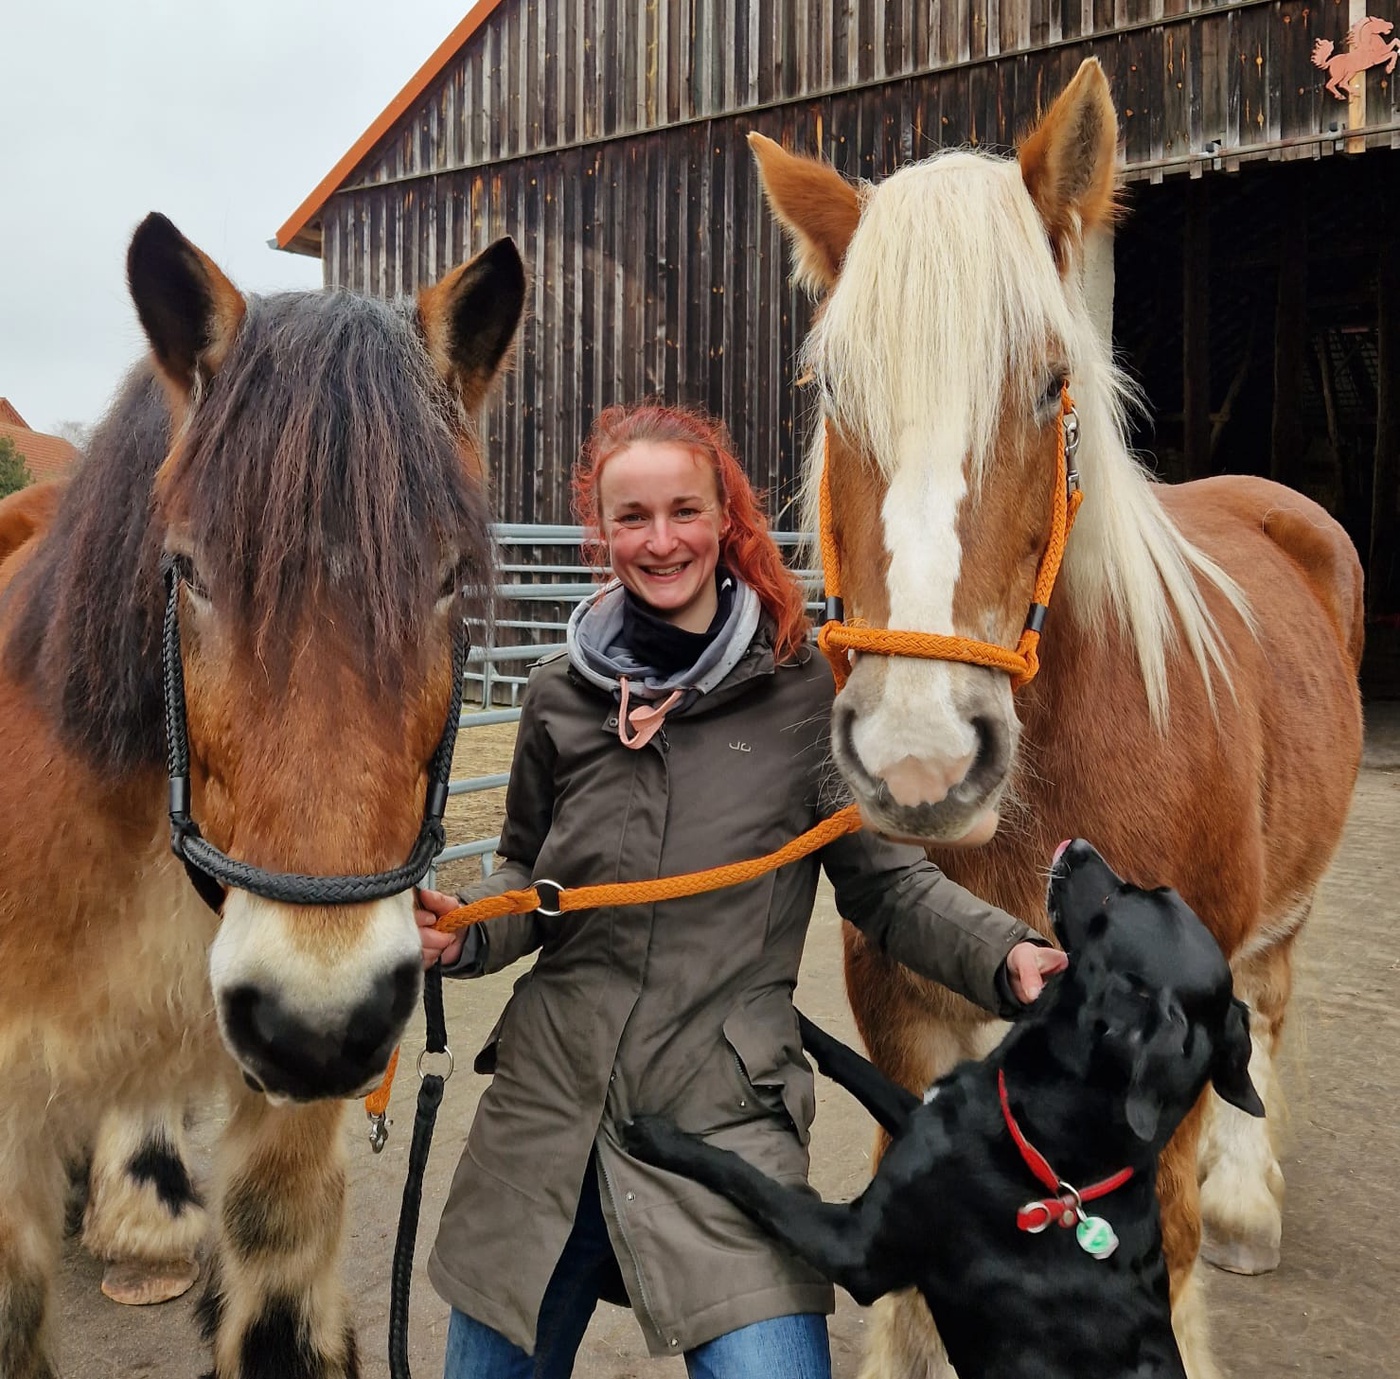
1052;838;1072;864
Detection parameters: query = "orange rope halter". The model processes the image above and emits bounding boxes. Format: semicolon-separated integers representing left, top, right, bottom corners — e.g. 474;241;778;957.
817;385;1083;692
364;803;865;1123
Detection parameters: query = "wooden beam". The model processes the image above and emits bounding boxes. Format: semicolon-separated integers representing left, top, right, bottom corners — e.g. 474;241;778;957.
1270;200;1309;489
1183;179;1212;479
1372;194;1400;616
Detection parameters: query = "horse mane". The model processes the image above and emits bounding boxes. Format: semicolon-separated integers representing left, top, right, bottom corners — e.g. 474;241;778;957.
3;291;494;776
801;148;1250;723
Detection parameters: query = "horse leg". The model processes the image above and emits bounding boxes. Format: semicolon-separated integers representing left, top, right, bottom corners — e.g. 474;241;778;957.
853;994;1008;1379
1157;1099;1224;1379
0;1102;66;1379
198;1092;358;1379
1199;918;1300;1276
81;1103;207;1305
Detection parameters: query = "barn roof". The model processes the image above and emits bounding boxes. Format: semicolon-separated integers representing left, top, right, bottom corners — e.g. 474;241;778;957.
275;1;504;257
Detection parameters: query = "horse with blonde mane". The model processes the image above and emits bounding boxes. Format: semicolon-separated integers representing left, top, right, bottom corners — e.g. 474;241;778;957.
0;215;524;1377
749;59;1362;1379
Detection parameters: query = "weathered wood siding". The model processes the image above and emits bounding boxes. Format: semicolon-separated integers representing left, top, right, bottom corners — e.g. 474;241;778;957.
319;0;1400;522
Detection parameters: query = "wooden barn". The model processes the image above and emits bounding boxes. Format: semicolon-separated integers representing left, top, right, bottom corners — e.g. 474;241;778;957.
275;0;1400;685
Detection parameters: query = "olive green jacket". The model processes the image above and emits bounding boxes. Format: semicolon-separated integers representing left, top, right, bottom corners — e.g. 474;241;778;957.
426;633;1034;1356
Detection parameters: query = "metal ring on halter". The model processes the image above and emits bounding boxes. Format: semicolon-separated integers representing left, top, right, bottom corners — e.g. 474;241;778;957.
533;878;565;916
416;1047;455;1081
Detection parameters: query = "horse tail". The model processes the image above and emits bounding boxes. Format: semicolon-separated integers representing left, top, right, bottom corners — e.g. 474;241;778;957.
1261;501;1366;673
1311;37;1334;68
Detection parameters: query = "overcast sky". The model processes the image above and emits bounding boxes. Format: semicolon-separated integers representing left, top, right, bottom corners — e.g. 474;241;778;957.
1;1;471;436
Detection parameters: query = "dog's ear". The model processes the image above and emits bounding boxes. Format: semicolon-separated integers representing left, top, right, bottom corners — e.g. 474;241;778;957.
1211;997;1266;1118
1123;996;1188;1142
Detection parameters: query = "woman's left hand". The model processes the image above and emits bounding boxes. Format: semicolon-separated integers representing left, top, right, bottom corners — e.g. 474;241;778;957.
1006;942;1069;1004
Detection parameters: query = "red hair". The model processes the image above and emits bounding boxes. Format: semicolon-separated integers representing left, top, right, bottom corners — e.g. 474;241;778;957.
573;402;811;665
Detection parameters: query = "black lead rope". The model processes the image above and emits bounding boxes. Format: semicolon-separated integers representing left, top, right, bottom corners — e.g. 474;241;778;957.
389;963;450;1379
160;557;468;910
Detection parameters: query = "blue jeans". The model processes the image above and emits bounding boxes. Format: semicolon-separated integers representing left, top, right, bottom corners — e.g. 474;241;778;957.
442;1161;830;1379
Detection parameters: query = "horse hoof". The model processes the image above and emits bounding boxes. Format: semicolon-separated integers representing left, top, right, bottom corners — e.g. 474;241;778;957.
1200;1230;1280;1276
100;1257;200;1305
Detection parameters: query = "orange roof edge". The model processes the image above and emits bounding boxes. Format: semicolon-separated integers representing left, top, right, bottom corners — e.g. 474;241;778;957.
273;0;505;257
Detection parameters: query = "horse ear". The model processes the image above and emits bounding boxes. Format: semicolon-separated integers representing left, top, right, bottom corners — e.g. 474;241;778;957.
748;132;861;293
1212;998;1266;1119
127;213;246;399
418;237;527;413
1017;57;1119;268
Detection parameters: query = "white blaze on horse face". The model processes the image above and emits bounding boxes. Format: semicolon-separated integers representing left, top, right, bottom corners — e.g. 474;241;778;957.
846;429;982;806
209;891;422;1098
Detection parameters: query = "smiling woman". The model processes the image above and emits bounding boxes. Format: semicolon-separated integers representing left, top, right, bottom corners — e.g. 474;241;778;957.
411;398;1063;1379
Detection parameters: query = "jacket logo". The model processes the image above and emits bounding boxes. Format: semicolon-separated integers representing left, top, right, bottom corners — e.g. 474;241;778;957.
728;740;752;753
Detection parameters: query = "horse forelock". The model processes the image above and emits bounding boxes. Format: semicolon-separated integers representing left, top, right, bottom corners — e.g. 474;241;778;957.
2;291;494;776
801;145;1250;723
159;292;493;681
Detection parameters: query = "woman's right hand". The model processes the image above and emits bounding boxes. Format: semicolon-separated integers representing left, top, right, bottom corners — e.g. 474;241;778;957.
415;887;465;969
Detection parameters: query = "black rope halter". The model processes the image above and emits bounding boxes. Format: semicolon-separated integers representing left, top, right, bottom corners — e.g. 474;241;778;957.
160;557;467;913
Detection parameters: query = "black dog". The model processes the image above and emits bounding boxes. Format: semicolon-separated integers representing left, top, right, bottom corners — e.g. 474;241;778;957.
623;839;1265;1378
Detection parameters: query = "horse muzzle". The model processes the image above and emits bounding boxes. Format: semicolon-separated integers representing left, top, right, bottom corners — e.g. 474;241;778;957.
830;689;1014;844
209;892;423;1100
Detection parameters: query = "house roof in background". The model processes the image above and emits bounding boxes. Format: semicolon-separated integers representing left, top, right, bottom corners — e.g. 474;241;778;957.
0;412;81;484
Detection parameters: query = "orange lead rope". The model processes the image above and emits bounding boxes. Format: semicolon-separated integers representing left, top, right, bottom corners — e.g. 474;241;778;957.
818;385;1083;692
365;803;865;1128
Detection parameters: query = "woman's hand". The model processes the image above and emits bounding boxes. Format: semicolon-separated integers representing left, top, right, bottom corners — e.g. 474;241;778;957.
415;887;465;970
1006;941;1069;1005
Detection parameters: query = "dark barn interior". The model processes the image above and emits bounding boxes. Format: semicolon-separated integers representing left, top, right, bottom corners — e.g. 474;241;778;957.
1112;150;1400;693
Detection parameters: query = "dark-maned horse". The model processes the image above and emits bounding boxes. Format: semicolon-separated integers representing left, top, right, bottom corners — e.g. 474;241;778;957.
748;61;1363;1379
1;483;208;1309
0;215;524;1378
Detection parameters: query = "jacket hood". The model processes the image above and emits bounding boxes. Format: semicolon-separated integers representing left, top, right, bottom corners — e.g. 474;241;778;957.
566;576;763;706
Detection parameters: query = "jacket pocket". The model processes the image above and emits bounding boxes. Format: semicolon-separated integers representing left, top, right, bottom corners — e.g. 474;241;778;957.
472;970;533;1075
722;996;816;1146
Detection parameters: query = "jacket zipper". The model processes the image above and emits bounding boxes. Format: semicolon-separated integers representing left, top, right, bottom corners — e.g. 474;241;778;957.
597;1151;666;1345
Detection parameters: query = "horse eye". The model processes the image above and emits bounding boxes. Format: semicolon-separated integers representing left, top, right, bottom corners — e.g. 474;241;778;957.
438;563;465;602
173;553;210;601
1042;375;1065;410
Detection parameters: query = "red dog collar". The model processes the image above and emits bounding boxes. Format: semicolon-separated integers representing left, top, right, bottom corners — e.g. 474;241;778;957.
998;1068;1133;1259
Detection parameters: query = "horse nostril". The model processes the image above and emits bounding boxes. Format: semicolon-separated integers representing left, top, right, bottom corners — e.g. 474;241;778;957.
971;716;994;772
243;1071;264;1094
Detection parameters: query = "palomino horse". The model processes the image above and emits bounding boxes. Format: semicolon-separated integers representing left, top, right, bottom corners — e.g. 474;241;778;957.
0;215;523;1377
0;483;207;1308
750;59;1363;1379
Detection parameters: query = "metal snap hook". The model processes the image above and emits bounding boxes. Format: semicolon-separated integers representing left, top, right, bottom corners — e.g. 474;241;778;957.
1062;407;1080;461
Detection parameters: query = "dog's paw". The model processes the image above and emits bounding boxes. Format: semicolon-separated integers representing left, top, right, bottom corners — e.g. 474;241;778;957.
619;1115;692;1167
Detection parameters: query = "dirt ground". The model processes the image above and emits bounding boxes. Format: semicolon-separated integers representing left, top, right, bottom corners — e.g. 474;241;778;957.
52;707;1400;1379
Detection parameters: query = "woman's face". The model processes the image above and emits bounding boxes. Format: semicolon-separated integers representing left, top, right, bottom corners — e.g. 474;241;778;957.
597;441;724;632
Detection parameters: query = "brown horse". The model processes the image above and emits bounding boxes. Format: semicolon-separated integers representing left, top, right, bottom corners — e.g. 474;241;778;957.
0;483;209;1308
749;60;1363;1379
0;215;523;1377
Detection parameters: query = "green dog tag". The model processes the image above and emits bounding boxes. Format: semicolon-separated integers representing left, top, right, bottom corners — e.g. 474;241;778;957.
1075;1215;1119;1260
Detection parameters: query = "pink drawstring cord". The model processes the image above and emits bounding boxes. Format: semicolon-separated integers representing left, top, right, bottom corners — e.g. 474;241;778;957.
617;677;684;750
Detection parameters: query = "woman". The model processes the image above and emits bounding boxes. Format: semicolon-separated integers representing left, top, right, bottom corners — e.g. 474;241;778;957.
416;402;1064;1379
